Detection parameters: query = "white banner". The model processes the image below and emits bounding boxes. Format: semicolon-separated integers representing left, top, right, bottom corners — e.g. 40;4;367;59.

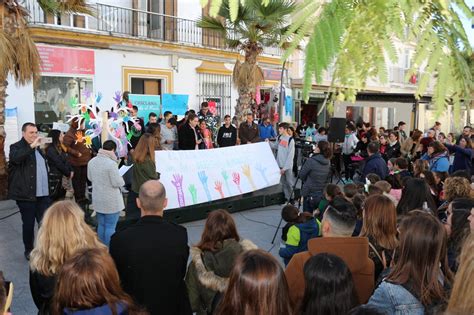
156;142;280;210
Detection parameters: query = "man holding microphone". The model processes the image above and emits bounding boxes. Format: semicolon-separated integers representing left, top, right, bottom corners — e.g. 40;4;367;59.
8;122;50;260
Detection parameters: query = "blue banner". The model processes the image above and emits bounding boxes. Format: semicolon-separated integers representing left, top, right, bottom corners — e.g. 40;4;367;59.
285;95;293;116
162;94;188;115
129;94;161;124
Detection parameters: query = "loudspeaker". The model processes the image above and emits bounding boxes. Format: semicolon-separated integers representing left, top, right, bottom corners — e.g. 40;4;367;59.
328;117;346;143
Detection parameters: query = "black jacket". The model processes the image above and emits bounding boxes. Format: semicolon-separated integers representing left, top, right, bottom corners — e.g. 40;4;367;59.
8;138;49;201
46;146;72;178
178;123;198;150
217;125;237;147
110;216;192;315
30;270;56;315
385;141;401;160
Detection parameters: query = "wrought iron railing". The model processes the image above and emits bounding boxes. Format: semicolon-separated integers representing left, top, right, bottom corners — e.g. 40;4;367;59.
23;1;283;56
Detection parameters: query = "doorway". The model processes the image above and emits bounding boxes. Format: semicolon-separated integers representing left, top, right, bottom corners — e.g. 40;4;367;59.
131;78;162;95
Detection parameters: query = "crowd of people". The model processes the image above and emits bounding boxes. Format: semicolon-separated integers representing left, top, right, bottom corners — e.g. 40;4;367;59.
4;100;474;315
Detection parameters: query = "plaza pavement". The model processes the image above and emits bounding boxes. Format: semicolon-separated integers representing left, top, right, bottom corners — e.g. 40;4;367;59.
0;199;284;314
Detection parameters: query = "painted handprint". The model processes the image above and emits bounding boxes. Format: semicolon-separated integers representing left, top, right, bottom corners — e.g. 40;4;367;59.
242;164;257;190
171;174;186;207
255;164;269;185
75;131;84;144
214;181;225;199
221;170;231;195
188;184;198;204
113;91;122;103
198;171;212;201
232;172;242;194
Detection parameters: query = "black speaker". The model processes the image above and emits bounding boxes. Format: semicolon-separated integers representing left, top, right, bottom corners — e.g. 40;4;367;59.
328;117;346;143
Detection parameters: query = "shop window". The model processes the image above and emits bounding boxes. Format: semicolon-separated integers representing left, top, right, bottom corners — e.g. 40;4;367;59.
197;73;232;118
34;76;93;126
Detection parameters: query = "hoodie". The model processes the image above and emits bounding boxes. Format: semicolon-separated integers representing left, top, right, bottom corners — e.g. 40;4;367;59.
279;218;321;265
285;237;374;306
298;154;331;197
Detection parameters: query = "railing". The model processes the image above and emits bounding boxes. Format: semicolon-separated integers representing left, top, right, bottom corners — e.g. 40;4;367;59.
23;1;283;56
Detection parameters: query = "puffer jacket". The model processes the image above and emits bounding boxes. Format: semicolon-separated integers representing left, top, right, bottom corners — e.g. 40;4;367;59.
422;151;450;172
185;239;257;315
299;154;331;197
279;217;321;265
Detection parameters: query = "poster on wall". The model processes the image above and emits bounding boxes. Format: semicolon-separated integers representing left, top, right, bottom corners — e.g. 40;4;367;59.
128;94;161;124
4;108;19;161
156;142;280;210
161;94;188;115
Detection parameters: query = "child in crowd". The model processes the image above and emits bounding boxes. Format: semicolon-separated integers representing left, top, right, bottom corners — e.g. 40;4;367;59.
279;205;320;266
374;180;398;205
343;183;359;202
316;184;343;220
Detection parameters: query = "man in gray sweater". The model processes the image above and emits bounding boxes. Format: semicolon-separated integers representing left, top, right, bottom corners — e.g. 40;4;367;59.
268;122;296;202
160;118;178;150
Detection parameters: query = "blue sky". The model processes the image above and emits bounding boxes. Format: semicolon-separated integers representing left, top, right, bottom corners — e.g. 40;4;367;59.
460;0;473;47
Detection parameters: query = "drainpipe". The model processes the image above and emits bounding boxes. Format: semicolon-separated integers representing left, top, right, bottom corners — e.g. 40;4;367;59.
279;60;287;122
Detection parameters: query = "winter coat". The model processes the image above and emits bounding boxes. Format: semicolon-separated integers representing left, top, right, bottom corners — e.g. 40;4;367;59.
185;239;257;315
30;270;56;315
400;138;419;158
8;138;49;201
258;123;276;140
63;302;128;315
110;216;192;315
362;153;389;182
386;141;401;160
178;123;198;150
445;144;473;174
46;145;72;199
285;237;374;306
238;122;260;144
279;218;321;265
299;154;331;197
131;158;158;194
63;128;92;167
87;150;125;214
421;152;450;172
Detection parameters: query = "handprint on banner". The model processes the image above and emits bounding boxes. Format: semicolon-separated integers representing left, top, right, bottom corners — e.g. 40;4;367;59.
188;184;198;204
242;164;257;190
221;170;231;195
255;164;269;185
198;171;212;201
214;181;225;199
232;172;242;194
113;91;122;103
95;92;103;104
171;174;186;207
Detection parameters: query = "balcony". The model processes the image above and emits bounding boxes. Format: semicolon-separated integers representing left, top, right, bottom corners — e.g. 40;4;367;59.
23;1;283;57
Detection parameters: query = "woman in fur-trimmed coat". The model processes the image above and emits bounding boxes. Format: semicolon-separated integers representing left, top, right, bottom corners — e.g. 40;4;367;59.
185;210;257;315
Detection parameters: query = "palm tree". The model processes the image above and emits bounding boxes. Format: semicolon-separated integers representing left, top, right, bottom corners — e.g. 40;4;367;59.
198;0;295;123
0;0;91;199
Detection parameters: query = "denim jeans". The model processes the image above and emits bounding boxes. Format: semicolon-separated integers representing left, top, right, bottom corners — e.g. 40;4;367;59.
303;192;323;213
96;212;120;247
17;197;51;252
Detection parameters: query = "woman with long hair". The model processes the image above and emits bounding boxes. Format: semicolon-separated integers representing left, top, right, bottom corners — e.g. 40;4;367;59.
360;195;398;280
401;129;423;159
367;211;453;314
300;253;359;315
178;113;203;150
45;129;73;202
127;133;159;218
413;159;429;178
445;136;473;175
396;178;437;216
443;176;472;202
185;210;257;315
299;141;333;213
420;171;440;205
145;123;162;150
215;249;292;315
29;201;105;314
422;141;450;172
52;248;145;315
446;235;474;314
445;198;474;272
199;119;214;149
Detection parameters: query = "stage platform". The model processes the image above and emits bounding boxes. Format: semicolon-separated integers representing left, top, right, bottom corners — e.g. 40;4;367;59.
116;184;300;229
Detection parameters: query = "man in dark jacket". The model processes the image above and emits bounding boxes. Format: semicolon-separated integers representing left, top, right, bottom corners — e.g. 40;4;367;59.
110;180;191;315
217;115;237;147
361;142;388;182
8;122;50;260
239;112;260;144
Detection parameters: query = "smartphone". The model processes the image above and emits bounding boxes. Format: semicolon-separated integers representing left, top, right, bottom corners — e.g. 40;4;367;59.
42;137;53;144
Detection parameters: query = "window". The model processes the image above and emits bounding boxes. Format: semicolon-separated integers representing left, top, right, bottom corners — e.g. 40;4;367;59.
197;73;232;118
34;76;93;125
131;78;162;95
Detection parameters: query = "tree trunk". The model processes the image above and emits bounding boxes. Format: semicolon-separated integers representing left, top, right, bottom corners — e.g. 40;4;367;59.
0;79;8;200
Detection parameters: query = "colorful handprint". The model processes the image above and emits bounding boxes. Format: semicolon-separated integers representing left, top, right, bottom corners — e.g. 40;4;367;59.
171;174;186;207
84;136;92;149
255;164;269;185
188;184;198;204
113;91;122;103
198;171;212;201
242;164;257;190
221;170;231;195
75;131;84;144
214;181;225;199
232;172;242;194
